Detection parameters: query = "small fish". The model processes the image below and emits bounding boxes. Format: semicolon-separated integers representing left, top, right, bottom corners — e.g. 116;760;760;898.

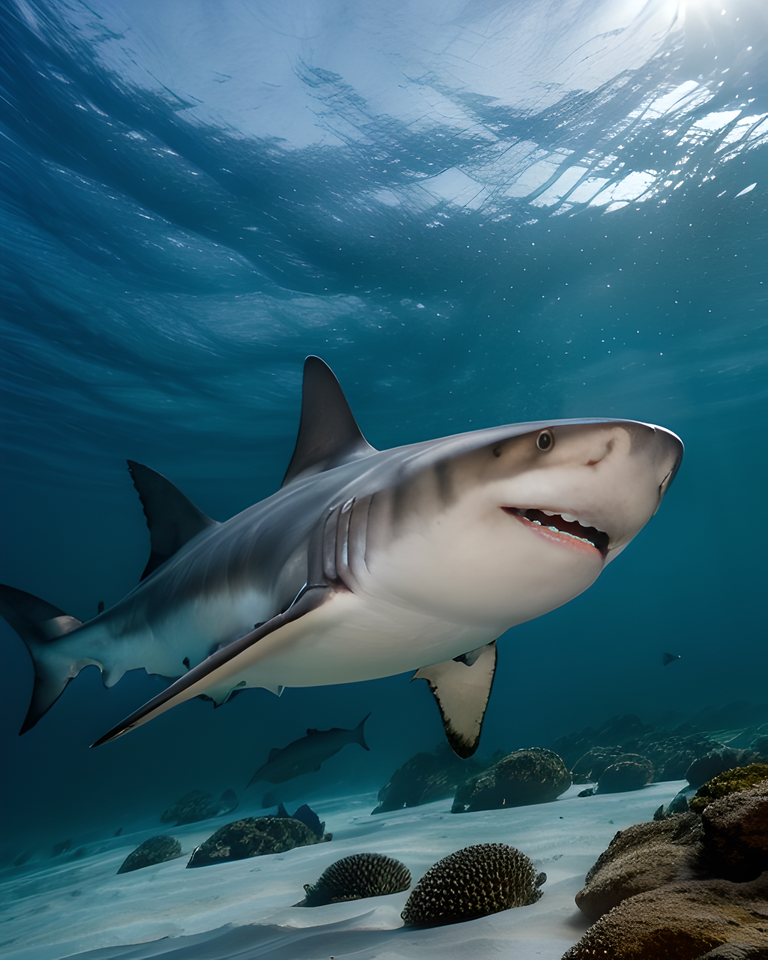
248;714;370;785
662;652;682;666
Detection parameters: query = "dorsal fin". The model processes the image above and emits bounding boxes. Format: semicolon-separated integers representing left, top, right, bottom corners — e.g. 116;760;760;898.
281;357;376;488
127;461;219;580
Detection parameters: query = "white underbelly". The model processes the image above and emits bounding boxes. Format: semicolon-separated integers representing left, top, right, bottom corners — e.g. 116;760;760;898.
222;590;498;692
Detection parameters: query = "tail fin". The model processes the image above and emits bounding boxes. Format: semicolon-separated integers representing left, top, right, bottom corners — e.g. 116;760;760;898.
0;585;82;733
356;712;371;751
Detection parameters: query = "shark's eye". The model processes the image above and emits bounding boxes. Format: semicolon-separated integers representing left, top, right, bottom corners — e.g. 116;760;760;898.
536;429;554;452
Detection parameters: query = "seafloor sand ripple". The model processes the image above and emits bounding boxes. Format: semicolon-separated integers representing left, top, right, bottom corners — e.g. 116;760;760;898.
0;783;686;960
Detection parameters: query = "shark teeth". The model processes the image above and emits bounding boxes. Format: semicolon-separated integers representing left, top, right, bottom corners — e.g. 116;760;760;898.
503;507;609;558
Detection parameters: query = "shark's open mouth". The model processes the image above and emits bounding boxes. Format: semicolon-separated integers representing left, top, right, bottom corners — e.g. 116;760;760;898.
502;507;610;558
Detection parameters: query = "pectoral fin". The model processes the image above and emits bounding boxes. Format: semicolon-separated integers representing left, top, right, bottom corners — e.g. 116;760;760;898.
91;584;332;747
412;641;497;759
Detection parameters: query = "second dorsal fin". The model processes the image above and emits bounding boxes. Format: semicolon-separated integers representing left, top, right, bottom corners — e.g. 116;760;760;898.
281;357;376;488
127;461;219;580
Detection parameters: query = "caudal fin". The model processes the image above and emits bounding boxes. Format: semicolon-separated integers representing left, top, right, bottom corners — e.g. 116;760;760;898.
0;585;83;733
356;712;371;751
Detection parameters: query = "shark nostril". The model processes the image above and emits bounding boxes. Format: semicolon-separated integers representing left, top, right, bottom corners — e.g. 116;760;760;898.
585;437;615;467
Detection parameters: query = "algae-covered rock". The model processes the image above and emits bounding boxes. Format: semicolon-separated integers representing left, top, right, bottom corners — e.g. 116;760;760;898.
372;743;482;814
187;816;324;868
564;873;768;960
570;774;768;956
686;749;746;789
689;763;768;813
452;747;570;813
161;788;238;826
551;714;649;769
596;754;654;794
648;733;724;782
117;835;182;874
683;746;768;790
701;778;768;881
574;813;704;921
552;713;724;785
571;746;625;784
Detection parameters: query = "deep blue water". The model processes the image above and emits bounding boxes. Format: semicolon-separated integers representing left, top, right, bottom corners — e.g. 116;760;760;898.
1;0;767;856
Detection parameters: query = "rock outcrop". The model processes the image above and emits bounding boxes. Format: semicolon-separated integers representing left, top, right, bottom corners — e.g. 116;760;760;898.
686;749;752;789
566;775;768;959
571;746;626;784
117;835;182;874
701;779;768;881
689;763;768;812
372;744;482;814
186;816;326;868
596;754;654;794
564;873;768;959
452;748;570;813
161;788;238;826
552;714;722;783
575;814;704;922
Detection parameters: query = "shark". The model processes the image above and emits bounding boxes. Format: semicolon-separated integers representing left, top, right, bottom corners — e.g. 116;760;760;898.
248;714;370;785
0;357;683;757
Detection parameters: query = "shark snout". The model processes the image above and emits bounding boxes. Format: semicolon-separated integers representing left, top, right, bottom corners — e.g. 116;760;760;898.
623;422;684;494
649;425;684;511
597;422;683;550
493;420;683;564
583;423;683;491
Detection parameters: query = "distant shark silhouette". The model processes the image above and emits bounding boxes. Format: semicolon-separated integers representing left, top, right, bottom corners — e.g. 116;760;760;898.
248;714;370;785
0;358;683;757
662;652;682;666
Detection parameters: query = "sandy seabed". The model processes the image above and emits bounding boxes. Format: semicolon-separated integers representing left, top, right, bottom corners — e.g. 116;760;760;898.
0;781;687;960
